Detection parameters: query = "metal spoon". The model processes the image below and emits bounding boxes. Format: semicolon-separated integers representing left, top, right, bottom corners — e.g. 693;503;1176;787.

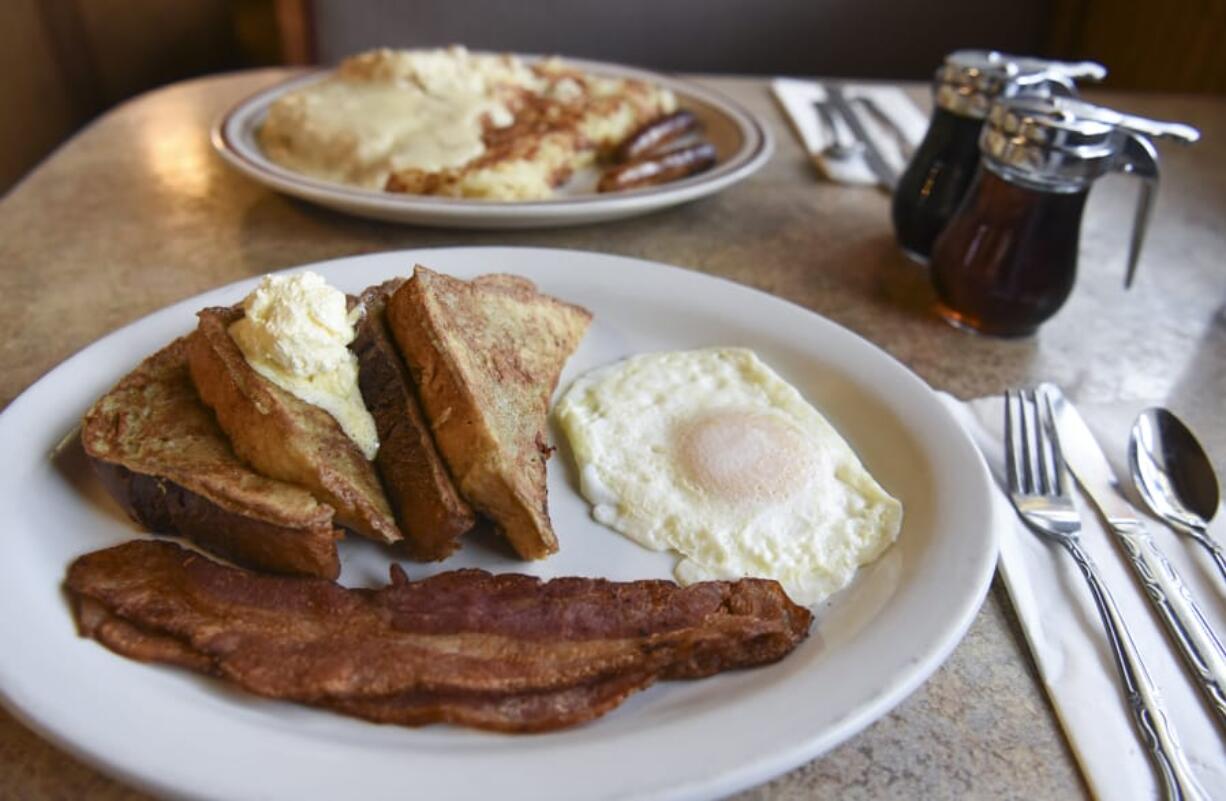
1130;407;1226;583
813;101;865;163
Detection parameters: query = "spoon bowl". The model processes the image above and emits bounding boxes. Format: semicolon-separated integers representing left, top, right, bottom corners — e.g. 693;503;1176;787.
1130;407;1226;582
814;101;866;163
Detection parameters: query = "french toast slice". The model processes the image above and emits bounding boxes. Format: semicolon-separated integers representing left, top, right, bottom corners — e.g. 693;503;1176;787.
353;279;476;559
188;306;402;545
81;337;343;578
385;266;592;559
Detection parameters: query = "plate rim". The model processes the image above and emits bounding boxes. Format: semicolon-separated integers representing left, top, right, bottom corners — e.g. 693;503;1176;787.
209;55;773;224
0;246;998;801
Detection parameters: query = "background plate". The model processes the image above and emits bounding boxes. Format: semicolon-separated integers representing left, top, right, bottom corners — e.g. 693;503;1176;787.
212;58;772;228
0;247;996;801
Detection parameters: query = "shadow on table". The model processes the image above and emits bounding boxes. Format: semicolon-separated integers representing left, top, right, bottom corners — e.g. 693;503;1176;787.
231;191;737;279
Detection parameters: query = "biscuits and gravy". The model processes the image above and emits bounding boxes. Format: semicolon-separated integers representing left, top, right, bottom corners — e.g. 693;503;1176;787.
257;46;715;199
257;47;695;200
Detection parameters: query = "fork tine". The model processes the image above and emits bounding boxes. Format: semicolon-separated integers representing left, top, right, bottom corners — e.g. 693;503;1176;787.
1025;389;1053;495
1004;390;1023;494
1018;389;1040;494
1037;386;1067;496
1028;388;1054;495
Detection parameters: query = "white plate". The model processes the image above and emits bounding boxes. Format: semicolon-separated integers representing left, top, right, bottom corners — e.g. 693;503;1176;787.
0;247;997;801
212;59;772;229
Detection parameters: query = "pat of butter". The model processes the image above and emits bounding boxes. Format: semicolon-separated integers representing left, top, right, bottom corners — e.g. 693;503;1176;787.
229;272;379;459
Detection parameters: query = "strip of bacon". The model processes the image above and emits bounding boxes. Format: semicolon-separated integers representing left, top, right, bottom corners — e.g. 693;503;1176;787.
65;540;811;732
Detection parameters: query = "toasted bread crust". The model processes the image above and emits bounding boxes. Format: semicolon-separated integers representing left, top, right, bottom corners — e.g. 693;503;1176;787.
92;461;342;578
354;280;476;559
187;307;402;545
80;338;342;578
385;266;591;559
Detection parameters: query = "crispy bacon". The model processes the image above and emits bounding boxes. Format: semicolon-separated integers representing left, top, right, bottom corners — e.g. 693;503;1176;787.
65;541;811;732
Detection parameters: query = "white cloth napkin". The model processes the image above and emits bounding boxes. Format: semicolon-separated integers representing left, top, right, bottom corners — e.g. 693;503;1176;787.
941;393;1226;800
770;77;928;185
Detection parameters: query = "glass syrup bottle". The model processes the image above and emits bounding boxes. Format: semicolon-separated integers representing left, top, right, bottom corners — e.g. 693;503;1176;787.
930;96;1199;336
891;51;1106;264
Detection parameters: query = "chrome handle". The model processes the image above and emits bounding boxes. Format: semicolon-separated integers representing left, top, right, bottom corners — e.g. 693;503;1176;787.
1112;519;1226;730
1178;517;1226;586
1117;115;1200;144
1066;539;1209;800
1014;57;1108;87
1048;59;1109;82
1071;103;1201;143
1116;132;1160;289
1199;533;1226;586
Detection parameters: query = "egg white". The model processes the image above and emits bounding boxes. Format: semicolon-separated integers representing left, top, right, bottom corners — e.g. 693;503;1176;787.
554;347;902;605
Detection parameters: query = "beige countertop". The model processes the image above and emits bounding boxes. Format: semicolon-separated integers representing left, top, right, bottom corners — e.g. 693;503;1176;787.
1;69;1223;799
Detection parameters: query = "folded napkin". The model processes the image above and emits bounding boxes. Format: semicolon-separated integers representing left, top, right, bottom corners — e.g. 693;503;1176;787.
942;393;1226;800
770;77;928;185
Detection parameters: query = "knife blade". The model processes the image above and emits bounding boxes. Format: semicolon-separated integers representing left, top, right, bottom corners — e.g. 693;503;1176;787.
824;85;899;192
1043;382;1226;731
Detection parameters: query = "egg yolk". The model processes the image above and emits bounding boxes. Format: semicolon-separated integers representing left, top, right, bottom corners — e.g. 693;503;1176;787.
677;411;811;505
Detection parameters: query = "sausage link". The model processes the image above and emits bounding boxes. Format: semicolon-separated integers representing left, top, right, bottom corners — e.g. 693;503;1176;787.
598;142;718;192
615;110;701;163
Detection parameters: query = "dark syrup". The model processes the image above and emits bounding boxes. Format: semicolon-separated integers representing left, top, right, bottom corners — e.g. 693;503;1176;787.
930;167;1088;337
891;108;986;263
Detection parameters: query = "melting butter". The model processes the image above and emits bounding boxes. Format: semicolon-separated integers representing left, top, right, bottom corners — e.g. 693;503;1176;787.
229;272;379;459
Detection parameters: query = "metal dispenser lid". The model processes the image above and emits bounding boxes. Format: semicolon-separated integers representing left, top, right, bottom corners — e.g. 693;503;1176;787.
934;50;1106;119
978;95;1199;288
980;96;1200;189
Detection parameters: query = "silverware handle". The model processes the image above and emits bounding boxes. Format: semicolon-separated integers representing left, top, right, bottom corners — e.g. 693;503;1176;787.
1066;540;1208;801
853;96;914;159
824;86;899;191
813;101;842;148
1207;541;1226;586
1112;520;1226;728
1190;525;1226;585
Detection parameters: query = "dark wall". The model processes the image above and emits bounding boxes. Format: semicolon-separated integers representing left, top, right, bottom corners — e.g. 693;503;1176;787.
1;0;277;195
313;0;1054;78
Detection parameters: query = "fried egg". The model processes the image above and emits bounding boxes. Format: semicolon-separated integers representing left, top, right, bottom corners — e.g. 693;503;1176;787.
554;348;902;605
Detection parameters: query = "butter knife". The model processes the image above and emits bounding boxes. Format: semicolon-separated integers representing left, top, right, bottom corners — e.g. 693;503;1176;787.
1044;383;1226;730
824;85;899;191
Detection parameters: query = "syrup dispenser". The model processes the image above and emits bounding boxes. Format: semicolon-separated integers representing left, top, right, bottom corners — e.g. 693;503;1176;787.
930;96;1199;337
891;51;1106;263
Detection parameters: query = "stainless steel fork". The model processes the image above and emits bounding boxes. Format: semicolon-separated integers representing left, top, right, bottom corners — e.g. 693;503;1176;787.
1005;387;1207;801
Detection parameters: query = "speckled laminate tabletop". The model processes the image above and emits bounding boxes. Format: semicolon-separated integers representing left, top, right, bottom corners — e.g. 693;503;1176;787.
0;69;1223;800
